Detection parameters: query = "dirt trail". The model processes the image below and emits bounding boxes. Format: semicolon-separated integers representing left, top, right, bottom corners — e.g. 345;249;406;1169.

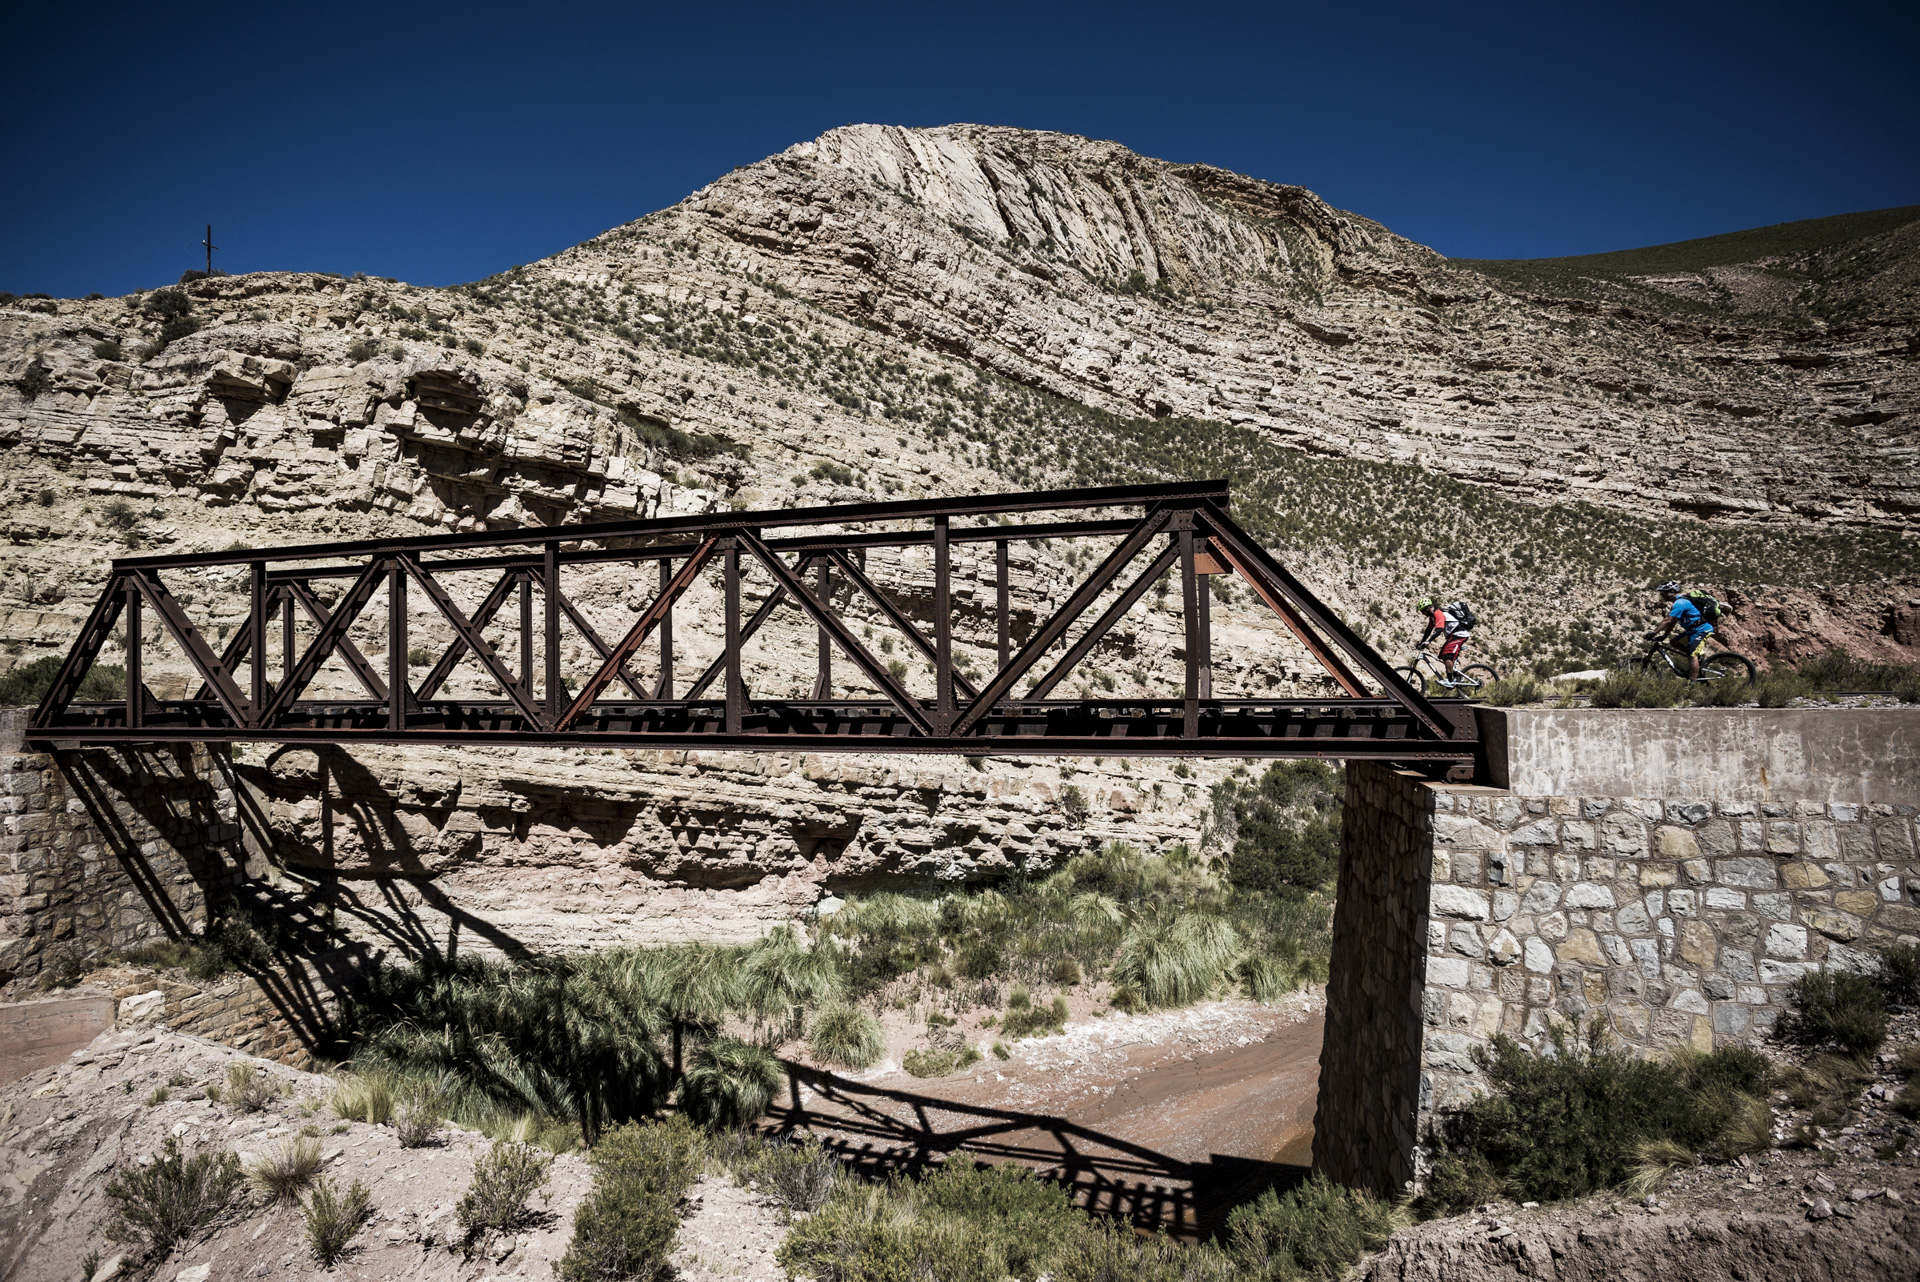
772;994;1325;1236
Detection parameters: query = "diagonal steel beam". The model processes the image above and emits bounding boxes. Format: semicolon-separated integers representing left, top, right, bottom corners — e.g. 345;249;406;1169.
822;550;981;702
1199;503;1454;739
551;580;650;702
1024;542;1179;700
283;580;391;704
416;570;516;701
30;574;128;727
952;508;1173;737
262;558;391;723
555;536;720;730
737;533;934;736
400;555;548;728
129;570;254;726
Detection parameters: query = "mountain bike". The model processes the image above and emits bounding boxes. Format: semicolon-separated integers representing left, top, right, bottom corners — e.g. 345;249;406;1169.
1393;648;1498;695
1632;636;1756;684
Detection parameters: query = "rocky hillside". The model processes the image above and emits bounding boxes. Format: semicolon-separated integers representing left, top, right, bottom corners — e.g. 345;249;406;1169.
0;126;1916;953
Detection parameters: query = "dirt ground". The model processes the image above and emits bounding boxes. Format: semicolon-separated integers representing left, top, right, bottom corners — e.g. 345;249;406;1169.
0;1028;594;1282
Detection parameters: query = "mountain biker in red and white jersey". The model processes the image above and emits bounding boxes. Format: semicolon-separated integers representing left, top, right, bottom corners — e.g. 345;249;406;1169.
1415;597;1472;681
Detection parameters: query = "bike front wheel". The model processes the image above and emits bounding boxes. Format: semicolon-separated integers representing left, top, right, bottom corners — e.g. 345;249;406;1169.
1699;651;1757;683
1393;666;1428;696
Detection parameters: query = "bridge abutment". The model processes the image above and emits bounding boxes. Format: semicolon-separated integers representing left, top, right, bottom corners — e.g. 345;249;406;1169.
1315;707;1920;1196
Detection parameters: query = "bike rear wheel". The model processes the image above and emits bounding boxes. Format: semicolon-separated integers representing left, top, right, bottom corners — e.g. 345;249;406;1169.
1699;651;1757;683
1393;666;1427;696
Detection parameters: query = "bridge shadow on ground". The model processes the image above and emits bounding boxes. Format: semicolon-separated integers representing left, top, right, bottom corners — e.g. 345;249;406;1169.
770;1062;1308;1241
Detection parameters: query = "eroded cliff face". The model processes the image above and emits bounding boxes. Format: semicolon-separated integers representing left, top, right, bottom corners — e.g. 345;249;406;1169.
241;742;1221;953
633;124;1919;528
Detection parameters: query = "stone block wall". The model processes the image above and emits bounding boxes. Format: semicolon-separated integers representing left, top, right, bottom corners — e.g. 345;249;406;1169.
1418;789;1918;1129
1;712;251;985
102;946;368;1066
1316;707;1920;1197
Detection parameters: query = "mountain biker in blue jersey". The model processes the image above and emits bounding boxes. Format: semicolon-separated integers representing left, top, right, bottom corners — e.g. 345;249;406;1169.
1648;580;1712;680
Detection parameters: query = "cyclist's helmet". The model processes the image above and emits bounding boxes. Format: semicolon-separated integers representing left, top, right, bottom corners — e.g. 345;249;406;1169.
1655;580;1681;597
1415;596;1435;613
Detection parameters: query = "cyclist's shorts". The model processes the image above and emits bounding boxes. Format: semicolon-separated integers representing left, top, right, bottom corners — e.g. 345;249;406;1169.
1681;628;1713;658
1440;637;1468;660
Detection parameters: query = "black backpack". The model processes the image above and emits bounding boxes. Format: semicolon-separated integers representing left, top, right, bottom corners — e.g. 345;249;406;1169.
1685;592;1722;624
1447;600;1478;629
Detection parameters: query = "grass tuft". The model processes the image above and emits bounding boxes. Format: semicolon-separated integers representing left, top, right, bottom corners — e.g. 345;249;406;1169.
678;1037;783;1131
247;1136;325;1203
808;1002;884;1069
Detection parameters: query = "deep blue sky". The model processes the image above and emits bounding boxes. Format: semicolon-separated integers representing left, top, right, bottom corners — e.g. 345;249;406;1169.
5;0;1914;297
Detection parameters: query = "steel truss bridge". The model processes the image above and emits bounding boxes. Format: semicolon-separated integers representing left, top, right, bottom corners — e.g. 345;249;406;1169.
28;480;1477;771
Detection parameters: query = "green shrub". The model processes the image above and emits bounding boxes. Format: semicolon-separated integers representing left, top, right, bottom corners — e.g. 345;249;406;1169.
1425;1029;1772;1208
0;654;126;706
1588;669;1688;708
902;1046;981;1077
1784;969;1888;1055
757;1133;839;1216
779;1161;1082;1282
678;1037;782;1130
557;1118;703;1282
1878;943;1920;1008
808;1002;884;1069
393;1089;442;1148
303;1177;372;1265
1225;1173;1399;1281
1226;762;1343;896
457;1141;552;1243
1001;996;1069;1040
345;338;381;362
1482;674;1543;706
93;338;123;361
104;1138;245;1256
1055;1219;1238;1282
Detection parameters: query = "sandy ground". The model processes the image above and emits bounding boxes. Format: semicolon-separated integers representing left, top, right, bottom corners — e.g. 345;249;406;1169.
773;989;1326;1237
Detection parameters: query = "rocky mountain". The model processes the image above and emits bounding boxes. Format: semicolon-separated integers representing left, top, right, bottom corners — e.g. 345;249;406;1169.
0;124;1915;952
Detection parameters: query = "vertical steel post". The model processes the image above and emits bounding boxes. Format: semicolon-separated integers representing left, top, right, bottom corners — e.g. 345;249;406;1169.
388;560;406;732
543;541;561;724
1197;544;1213;701
657;557;674;700
933;515;952;730
248;561;266;723
995;539;1010;674
723;539;743;734
518;571;533;692
813;558;831;700
1180;525;1199;738
282;585;295;682
124;580;141;731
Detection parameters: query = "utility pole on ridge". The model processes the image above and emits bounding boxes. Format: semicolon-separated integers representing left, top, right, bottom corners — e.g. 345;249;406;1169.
201;225;216;277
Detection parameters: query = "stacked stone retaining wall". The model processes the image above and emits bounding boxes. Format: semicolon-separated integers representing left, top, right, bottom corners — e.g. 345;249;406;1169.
1317;707;1920;1197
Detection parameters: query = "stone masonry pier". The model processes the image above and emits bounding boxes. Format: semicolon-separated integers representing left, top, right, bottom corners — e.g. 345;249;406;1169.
1315;707;1920;1197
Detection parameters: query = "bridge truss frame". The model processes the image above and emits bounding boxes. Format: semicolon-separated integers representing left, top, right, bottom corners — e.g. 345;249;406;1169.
28;480;1476;770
